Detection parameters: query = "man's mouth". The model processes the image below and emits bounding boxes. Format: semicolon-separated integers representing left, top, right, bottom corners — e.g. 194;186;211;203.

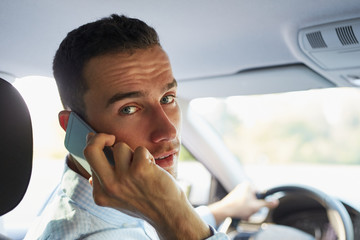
154;152;176;169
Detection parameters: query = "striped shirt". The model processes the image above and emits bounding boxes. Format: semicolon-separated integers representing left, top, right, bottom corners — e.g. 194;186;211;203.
24;162;229;240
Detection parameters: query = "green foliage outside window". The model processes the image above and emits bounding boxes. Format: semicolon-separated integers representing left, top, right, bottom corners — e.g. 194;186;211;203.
191;88;360;165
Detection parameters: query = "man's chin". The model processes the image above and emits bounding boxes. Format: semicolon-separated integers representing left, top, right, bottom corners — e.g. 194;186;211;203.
155;155;177;178
155;163;177;178
156;164;176;177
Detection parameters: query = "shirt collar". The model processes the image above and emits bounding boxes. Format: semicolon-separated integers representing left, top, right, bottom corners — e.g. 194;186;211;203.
60;159;142;228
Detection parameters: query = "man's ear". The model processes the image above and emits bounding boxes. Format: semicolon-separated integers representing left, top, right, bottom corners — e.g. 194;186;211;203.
58;110;71;131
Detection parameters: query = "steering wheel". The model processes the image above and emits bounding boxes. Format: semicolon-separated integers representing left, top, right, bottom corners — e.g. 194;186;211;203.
229;184;354;240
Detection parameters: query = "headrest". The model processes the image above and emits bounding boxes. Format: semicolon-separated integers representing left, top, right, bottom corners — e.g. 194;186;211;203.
0;78;33;215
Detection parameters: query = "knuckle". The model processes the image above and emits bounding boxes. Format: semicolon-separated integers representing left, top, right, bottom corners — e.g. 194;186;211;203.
83;144;96;158
114;141;127;148
135;146;148;155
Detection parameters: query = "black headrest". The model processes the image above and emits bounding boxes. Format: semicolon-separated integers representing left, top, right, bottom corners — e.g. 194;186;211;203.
0;78;33;216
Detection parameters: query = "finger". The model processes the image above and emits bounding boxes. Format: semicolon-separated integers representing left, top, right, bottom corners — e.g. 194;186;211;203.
134;146;154;164
86;132;115;149
264;198;279;208
254;198;279;211
112;142;133;174
131;146;155;174
90;169;111;207
84;133;116;184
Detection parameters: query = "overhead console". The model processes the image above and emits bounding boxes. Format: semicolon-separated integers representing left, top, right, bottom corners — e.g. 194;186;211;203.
299;18;360;86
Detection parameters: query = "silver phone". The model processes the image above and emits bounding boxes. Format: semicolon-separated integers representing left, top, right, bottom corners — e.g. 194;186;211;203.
64;112;114;174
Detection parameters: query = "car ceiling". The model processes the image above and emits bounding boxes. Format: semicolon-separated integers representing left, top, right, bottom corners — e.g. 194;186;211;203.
1;0;360;95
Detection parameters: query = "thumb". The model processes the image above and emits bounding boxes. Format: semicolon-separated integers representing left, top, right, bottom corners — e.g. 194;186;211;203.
257;198;279;209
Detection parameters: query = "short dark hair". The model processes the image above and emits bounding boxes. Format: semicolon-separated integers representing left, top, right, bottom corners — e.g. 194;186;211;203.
53;14;160;118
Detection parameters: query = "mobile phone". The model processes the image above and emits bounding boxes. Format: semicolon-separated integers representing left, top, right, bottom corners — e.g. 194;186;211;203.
64;112;114;175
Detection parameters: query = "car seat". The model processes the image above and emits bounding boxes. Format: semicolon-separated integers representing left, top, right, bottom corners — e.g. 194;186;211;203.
0;77;33;237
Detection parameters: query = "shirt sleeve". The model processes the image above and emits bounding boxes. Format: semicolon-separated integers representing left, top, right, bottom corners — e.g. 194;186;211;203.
195;205;217;227
195;206;230;239
208;232;230;239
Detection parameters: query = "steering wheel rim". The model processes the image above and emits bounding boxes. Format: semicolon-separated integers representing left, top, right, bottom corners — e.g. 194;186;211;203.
259;184;354;240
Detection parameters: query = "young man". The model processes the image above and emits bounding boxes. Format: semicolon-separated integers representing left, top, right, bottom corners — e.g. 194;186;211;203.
25;14;277;239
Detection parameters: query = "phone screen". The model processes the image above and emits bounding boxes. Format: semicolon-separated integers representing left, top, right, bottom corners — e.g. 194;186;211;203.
64;112;114;174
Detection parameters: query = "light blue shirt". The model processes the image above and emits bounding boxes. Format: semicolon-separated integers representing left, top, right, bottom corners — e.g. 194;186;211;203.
25;162;229;239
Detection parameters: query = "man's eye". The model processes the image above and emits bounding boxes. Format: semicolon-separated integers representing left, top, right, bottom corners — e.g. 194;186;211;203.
160;95;175;104
120;106;138;115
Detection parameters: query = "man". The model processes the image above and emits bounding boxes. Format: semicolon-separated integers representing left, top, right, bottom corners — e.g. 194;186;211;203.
25;14;277;239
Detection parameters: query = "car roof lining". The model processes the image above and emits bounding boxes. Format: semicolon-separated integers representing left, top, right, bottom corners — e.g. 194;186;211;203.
0;0;360;92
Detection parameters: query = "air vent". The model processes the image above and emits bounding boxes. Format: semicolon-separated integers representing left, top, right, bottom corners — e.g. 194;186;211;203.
299;18;360;70
336;26;359;45
306;31;328;49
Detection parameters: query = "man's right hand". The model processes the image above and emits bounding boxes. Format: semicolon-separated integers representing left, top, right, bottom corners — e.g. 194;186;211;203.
84;132;212;240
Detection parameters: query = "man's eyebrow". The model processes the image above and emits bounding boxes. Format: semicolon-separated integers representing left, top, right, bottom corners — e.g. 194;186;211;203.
165;78;177;91
106;79;177;107
106;91;144;107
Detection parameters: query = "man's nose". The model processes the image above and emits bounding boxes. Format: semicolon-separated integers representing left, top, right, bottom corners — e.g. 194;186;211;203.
150;106;177;143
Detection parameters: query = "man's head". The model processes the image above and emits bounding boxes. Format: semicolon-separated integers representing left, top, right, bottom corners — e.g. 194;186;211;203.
54;14;181;177
53;14;160;118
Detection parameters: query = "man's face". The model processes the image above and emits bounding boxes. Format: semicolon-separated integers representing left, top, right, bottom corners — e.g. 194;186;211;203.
82;46;181;177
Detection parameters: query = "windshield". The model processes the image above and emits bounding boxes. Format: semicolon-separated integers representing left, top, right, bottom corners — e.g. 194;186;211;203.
190;87;360;206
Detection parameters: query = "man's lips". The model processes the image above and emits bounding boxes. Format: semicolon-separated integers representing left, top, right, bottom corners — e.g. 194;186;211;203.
154;151;177;169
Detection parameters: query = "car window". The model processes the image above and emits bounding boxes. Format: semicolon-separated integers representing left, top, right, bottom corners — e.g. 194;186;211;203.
178;145;212;206
190;87;360;206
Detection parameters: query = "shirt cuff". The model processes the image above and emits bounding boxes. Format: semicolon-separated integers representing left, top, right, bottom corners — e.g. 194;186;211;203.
207;229;230;240
195;205;217;227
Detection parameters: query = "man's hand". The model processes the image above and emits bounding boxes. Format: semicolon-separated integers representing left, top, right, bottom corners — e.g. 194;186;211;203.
209;181;279;225
84;132;211;240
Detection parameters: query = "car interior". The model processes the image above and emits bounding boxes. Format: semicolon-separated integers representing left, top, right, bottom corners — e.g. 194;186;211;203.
1;0;360;239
